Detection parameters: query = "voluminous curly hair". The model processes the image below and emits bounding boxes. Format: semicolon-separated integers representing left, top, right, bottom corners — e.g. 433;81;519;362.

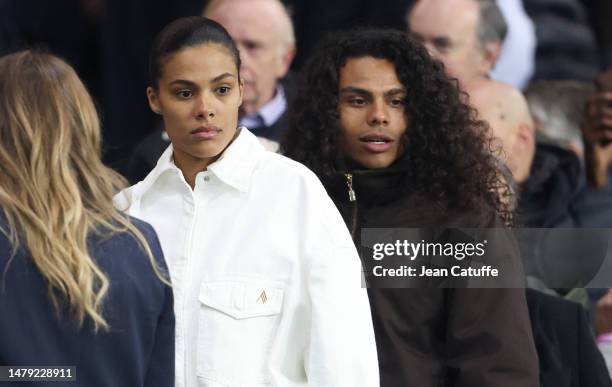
281;28;513;224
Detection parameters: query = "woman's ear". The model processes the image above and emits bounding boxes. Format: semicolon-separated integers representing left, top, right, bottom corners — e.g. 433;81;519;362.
238;78;244;107
147;86;162;114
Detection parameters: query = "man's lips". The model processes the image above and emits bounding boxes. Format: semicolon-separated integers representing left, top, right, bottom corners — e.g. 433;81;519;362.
359;132;395;153
190;126;221;139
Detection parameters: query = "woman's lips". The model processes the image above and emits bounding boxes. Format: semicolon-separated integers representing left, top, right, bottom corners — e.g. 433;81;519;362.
190;126;221;139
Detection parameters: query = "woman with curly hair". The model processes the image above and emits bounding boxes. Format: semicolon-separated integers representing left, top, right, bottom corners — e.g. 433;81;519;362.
282;29;538;387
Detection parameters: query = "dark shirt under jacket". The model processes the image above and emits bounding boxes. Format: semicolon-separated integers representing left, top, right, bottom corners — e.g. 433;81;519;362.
0;216;174;387
517;143;598;289
518;143;611;294
527;288;612;387
573;167;612;228
320;159;539;387
519;142;583;228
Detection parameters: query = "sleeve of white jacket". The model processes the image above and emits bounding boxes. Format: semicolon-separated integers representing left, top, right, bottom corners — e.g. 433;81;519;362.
300;173;380;386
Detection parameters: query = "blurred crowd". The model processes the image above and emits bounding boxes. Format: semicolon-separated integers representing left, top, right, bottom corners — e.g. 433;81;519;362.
1;0;611;173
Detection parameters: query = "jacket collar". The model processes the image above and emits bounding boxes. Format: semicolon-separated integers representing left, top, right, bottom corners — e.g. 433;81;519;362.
133;127;263;198
324;154;412;207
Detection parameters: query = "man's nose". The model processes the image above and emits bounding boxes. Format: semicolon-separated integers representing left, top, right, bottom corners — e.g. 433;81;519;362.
368;99;389;126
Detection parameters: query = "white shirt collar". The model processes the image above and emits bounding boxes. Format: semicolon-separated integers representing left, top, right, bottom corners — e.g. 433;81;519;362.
135;127;264;197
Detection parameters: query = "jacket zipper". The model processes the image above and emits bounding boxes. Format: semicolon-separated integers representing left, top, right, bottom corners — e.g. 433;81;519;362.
344;173;356;202
344;173;359;240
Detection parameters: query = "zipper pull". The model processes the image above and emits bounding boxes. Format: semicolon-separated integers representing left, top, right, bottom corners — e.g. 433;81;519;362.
344;173;357;202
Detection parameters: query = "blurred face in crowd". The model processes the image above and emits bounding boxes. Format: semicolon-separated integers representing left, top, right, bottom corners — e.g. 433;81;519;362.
468;80;535;183
408;0;495;85
205;0;295;115
147;43;243;173
337;57;408;169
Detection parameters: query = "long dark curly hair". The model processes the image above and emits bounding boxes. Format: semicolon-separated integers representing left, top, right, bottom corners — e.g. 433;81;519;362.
281;28;513;224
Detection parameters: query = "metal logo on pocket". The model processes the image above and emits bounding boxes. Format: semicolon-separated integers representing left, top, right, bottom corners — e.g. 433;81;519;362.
256;290;268;304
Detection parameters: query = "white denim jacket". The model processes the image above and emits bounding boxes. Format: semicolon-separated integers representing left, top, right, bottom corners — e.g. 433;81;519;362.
115;128;379;387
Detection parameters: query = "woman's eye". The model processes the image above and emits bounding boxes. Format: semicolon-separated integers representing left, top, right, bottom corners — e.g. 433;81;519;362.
390;99;405;107
176;90;193;99
216;86;231;95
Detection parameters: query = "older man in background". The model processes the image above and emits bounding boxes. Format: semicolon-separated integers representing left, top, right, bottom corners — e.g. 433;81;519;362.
408;0;534;184
409;0;506;87
125;0;296;183
205;0;296;141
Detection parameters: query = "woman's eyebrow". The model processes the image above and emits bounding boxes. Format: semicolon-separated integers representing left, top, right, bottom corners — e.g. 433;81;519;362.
168;73;235;87
210;73;236;83
169;79;197;87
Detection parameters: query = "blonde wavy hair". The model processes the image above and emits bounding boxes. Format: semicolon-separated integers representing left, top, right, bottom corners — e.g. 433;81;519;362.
0;50;168;331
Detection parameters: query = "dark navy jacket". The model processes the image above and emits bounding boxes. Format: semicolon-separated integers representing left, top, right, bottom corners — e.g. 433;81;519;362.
0;217;174;387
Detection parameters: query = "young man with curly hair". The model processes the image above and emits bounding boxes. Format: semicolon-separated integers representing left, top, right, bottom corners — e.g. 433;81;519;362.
282;29;539;387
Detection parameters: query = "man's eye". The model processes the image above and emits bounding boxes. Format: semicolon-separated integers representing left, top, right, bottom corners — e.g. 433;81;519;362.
435;46;450;54
390;99;405;107
243;41;262;52
433;39;451;53
349;98;366;106
176;90;193;99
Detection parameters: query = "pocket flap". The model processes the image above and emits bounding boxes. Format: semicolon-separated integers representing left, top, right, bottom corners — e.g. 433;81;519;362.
198;280;284;319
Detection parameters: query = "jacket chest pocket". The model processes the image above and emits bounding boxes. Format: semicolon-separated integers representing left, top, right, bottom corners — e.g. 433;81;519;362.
196;280;284;386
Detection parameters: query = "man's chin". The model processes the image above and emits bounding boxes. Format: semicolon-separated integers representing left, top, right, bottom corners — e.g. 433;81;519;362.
351;155;396;170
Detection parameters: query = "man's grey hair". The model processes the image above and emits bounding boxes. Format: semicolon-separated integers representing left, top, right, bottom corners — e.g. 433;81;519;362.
476;0;508;47
204;0;295;47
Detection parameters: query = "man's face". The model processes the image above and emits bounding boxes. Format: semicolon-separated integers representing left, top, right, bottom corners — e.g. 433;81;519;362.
337;57;408;169
408;0;490;85
467;80;535;184
206;0;294;115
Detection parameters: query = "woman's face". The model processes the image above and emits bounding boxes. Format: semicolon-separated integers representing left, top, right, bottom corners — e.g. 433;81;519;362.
147;42;242;169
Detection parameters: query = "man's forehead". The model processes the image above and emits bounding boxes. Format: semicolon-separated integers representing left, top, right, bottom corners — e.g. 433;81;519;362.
409;0;480;39
339;57;404;90
206;0;285;42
